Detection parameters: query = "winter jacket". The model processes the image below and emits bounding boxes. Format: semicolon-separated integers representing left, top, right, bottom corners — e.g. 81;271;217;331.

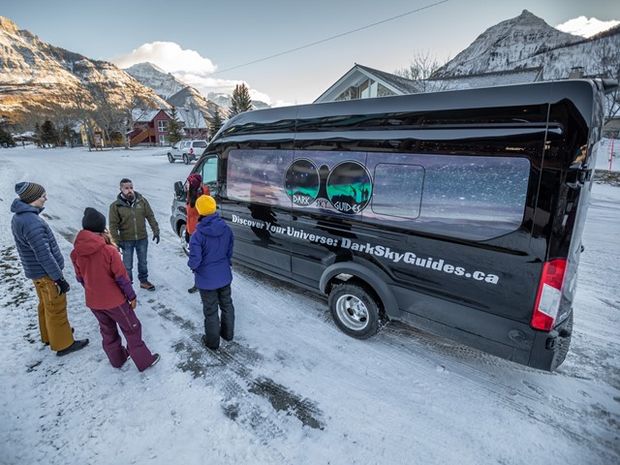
188;212;234;291
11;199;64;281
70;230;136;310
186;185;209;235
108;192;159;243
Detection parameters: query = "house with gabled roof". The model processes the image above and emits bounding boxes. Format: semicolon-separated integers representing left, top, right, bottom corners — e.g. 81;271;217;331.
314;64;421;103
129;108;209;146
314;64;544;103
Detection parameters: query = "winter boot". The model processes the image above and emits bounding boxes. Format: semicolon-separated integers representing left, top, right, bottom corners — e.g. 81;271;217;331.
140;281;156;291
56;339;89;356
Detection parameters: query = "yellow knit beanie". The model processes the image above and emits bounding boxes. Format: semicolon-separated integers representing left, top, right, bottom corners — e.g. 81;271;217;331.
196;195;217;216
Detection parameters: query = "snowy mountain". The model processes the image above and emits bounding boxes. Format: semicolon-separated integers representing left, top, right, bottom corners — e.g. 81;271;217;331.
124;62;186;99
207;92;270;111
125;62;224;121
435;10;620;81
0;16;167;123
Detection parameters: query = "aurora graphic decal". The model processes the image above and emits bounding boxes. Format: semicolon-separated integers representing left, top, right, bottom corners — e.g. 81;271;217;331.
285;159;373;214
285;159;320;206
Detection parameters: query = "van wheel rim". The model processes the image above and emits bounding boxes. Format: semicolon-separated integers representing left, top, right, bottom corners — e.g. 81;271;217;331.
180;225;189;254
335;294;369;331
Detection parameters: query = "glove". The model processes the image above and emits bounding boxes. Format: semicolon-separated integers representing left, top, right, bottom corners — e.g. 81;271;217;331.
55;278;70;295
153;233;160;244
129;298;137;310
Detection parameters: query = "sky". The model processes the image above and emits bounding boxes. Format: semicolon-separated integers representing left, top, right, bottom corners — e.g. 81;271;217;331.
2;0;620;105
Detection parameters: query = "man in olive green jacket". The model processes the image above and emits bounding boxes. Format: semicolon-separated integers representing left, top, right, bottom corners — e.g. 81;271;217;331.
109;178;160;290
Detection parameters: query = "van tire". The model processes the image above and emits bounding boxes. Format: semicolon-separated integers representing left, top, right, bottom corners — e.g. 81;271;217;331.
328;283;380;339
183;154;190;165
168;153;175;163
179;223;189;256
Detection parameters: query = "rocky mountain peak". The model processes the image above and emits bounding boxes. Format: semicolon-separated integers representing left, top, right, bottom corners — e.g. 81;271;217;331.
435;10;581;77
0;16;19;35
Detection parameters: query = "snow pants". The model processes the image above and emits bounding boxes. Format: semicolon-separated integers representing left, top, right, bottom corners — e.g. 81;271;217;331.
91;302;156;371
200;285;235;350
32;276;74;351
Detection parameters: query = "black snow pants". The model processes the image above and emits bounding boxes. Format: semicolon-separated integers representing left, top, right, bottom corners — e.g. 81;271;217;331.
199;285;235;350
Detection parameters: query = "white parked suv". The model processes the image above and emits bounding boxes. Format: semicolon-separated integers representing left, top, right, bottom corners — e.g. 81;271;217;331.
167;140;208;164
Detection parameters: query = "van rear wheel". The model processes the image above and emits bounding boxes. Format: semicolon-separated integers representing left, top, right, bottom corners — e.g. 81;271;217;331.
183;154;189;164
168;153;175;163
328;283;380;339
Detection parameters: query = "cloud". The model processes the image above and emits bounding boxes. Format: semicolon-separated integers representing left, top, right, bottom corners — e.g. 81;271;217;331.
112;41;280;106
113;41;217;75
556;16;620;38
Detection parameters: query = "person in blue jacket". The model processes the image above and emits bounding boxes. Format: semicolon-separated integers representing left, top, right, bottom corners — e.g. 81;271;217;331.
11;182;89;356
187;195;235;351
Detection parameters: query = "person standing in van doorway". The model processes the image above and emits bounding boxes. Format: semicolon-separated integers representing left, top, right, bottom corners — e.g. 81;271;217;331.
188;195;235;351
109;178;160;291
11;182;89;356
185;173;209;294
71;208;160;372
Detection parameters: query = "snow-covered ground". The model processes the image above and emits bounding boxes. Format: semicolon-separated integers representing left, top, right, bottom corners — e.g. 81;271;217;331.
0;146;618;465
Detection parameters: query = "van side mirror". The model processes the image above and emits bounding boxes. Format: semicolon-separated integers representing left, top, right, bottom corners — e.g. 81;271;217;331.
174;181;185;200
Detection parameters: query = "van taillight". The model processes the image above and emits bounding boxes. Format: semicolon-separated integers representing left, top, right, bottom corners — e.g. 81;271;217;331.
531;259;567;331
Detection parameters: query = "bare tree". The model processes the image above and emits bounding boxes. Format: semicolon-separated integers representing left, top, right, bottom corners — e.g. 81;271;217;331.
65;86;97;150
394;50;450;93
595;41;620;122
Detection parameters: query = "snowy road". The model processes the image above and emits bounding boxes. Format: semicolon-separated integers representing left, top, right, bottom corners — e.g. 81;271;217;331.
0;147;618;465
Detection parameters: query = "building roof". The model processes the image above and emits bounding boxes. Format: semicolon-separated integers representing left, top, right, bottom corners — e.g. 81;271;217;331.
314;63;421;103
426;67;544;91
354;64;421;94
131;108;207;129
175;108;207;129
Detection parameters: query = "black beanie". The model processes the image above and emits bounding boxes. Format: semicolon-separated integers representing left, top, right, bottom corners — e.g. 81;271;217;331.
82;207;106;233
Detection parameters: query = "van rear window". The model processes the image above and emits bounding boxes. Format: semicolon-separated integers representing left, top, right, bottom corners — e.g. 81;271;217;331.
226;149;530;241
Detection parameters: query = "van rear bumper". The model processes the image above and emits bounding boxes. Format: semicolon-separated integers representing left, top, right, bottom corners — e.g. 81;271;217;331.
393;285;573;371
528;312;573;371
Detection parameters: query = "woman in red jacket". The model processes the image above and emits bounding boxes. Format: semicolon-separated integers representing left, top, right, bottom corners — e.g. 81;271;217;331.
71;208;159;371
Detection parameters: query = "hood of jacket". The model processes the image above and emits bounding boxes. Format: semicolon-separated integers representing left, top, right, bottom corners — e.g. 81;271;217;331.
115;191;143;207
73;229;107;257
196;213;227;237
11;198;43;215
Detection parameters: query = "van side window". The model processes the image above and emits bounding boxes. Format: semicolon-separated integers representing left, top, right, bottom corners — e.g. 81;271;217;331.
364;153;530;241
201;156;218;185
371;163;424;219
227;149;292;206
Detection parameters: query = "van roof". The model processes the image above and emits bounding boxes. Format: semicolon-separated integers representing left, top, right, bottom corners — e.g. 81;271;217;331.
214;79;605;142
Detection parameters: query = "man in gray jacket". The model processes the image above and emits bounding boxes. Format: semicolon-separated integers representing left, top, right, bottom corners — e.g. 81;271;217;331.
11;182;89;356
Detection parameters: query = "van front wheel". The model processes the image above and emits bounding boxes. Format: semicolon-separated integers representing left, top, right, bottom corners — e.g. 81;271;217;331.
328;283;380;339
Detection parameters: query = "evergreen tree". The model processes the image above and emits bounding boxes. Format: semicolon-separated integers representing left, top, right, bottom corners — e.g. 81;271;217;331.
228;83;252;118
40;120;58;147
0;126;15;147
209;110;224;138
34;123;42;147
167;107;184;145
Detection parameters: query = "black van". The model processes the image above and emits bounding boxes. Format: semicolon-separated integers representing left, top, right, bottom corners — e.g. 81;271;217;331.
171;79;612;371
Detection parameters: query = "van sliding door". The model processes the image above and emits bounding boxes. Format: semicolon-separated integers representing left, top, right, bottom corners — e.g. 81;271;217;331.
222;148;293;276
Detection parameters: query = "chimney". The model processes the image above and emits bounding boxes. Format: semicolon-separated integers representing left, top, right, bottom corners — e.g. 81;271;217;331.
568;67;584;79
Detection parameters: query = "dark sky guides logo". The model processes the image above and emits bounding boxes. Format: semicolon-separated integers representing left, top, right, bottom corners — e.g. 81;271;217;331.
326;161;372;214
285;159;373;214
285;159;320;206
